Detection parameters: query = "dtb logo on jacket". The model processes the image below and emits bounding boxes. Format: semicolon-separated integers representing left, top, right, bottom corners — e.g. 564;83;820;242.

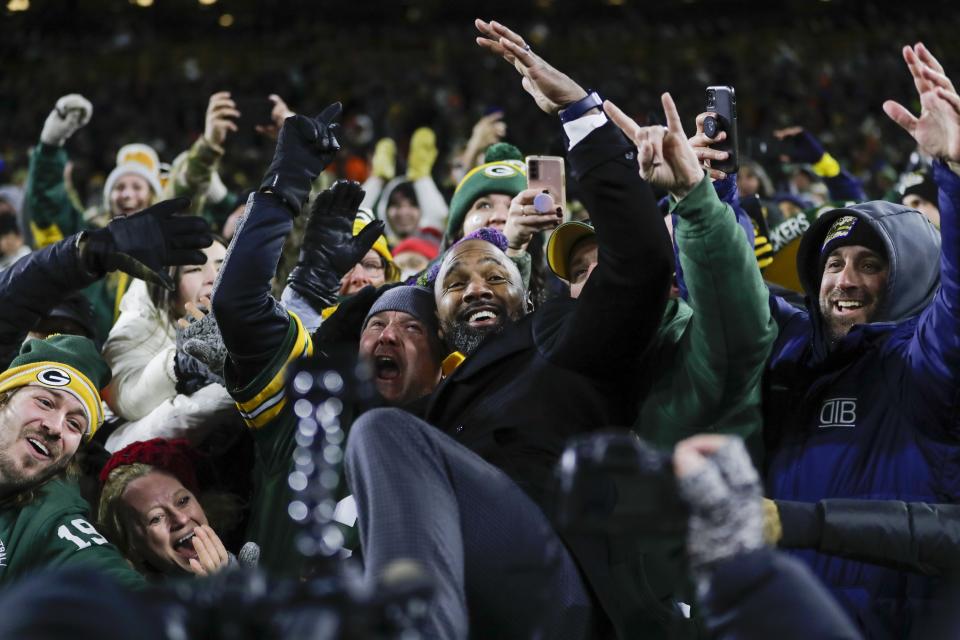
819;397;857;428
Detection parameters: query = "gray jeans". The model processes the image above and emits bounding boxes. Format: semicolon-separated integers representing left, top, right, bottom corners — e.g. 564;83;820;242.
345;407;597;640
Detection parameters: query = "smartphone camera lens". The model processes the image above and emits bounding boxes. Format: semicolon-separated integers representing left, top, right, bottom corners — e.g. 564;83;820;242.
529;162;539;179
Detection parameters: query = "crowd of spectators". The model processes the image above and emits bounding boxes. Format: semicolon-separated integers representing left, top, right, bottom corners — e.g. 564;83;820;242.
0;4;957;639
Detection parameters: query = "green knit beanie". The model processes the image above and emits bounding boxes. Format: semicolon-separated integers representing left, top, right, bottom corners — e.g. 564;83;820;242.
446;143;527;243
0;335;111;437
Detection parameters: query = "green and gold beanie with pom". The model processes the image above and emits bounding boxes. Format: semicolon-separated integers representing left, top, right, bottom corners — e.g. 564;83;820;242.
445;143;527;244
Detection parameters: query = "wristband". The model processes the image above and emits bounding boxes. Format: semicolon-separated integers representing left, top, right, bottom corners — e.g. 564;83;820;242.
559;91;603;124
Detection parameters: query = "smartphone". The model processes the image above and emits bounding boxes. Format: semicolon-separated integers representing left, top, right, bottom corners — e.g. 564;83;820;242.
704;86;739;174
526;155;566;214
233;96;274;127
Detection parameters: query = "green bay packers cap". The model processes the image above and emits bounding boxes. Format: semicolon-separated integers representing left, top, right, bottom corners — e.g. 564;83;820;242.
0;334;110;438
547;221;596;281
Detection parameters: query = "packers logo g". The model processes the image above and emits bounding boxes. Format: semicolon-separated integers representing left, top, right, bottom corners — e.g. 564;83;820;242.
484;164;520;178
37;368;71;387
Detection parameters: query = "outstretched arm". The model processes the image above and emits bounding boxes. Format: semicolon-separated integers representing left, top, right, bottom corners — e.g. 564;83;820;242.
774;498;960;576
24;95;93;246
0;236;97;368
884;44;960;437
0;197;208;369
476;20;673;374
213;106;384;396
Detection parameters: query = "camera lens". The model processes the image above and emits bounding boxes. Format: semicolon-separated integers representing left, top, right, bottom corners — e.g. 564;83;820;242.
529;162;539;179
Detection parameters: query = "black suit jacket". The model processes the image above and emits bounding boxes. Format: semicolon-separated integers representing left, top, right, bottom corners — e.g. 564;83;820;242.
425;121;675;638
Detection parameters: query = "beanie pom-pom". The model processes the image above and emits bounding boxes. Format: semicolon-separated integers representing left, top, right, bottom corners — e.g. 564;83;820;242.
484;142;523;163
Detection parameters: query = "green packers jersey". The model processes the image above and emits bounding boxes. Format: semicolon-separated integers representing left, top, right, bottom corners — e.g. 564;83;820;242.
227;312;358;577
0;477;143;589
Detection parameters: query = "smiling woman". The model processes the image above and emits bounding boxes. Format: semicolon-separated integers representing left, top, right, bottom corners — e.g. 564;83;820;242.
97;438;242;578
100;237;237;453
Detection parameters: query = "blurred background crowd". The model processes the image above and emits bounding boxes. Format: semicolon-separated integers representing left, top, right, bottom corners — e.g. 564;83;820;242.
2;0;958;206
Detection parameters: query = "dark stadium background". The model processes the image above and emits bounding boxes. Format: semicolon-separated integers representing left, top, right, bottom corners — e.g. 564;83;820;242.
2;0;958;202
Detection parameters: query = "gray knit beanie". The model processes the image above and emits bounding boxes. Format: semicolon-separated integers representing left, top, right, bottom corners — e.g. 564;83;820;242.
364;286;438;334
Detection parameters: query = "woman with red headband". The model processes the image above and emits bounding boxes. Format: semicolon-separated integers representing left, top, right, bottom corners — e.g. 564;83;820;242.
97;438;241;578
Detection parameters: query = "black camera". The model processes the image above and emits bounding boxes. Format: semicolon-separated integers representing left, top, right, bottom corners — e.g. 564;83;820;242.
555;431;688;541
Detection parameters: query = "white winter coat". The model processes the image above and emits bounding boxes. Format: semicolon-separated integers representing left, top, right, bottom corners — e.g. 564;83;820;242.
101;279;236;453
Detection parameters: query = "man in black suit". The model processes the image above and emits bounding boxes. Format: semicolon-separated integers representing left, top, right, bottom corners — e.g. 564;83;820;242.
343;20;709;639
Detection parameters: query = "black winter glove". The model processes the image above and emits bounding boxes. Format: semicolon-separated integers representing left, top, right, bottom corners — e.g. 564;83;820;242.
286;180;385;311
79;197;212;291
260;103;342;216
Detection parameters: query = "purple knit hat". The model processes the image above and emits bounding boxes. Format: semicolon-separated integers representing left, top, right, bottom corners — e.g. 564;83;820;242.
418;227;509;288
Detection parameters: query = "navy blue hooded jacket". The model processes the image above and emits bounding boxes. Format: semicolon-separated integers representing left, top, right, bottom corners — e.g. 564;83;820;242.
763;160;958;637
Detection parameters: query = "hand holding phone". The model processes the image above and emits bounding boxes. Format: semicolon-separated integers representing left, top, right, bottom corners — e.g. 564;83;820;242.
703;86;739;174
526;155;566;214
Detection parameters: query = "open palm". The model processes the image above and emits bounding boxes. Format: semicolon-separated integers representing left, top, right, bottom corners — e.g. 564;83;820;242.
884;43;960;162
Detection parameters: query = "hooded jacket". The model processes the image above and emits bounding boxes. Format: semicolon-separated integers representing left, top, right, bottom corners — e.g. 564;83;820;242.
763;161;959;637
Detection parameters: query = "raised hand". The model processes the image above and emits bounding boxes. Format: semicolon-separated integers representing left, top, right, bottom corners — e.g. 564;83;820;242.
186;525;230;577
255;94;296;140
883;43;960;162
40;94;93;147
457;111;507;178
287;180;385;311
79;196;212;291
606;93;705;199
503;188;563;254
469;111;507;151
688;112;731;181
475;19;587;114
260;101;342;216
203;91;240;149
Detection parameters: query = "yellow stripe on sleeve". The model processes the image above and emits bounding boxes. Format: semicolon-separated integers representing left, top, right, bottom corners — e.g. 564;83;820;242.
236;311;313;429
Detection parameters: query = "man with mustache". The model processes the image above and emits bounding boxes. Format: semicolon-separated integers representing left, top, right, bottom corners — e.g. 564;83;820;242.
762;43;960;637
0;335;143;588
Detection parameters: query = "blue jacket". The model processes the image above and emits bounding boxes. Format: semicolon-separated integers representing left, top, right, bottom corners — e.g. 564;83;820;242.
0;233;97;369
763;161;958;637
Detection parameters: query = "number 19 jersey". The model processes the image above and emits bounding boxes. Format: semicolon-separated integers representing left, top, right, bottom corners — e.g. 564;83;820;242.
0;477;144;588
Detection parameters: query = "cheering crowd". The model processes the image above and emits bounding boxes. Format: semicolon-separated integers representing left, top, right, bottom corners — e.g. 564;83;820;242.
0;17;957;640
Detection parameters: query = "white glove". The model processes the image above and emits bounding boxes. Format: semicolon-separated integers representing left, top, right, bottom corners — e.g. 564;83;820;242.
40;94;93;147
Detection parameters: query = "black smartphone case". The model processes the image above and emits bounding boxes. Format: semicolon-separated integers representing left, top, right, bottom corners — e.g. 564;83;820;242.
706;86;739;174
